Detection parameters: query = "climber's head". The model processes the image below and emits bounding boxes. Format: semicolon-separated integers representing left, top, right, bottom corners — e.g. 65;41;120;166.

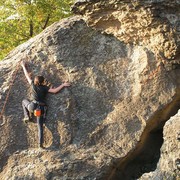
34;76;44;85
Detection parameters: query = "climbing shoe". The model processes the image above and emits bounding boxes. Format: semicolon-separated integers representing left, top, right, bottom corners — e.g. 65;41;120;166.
39;144;45;149
23;117;30;123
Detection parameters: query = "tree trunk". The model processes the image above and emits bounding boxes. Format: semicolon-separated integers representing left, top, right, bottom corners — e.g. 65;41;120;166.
42;14;50;30
30;20;33;37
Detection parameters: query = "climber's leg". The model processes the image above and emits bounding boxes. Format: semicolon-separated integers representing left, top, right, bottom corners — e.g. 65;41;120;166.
22;99;31;122
37;116;44;148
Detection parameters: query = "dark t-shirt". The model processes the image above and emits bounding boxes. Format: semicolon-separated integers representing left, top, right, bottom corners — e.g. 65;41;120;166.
31;82;50;104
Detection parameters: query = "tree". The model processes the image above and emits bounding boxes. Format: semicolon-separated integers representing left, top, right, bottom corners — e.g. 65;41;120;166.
0;0;74;60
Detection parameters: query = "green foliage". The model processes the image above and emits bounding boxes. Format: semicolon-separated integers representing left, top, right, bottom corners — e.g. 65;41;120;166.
0;0;74;60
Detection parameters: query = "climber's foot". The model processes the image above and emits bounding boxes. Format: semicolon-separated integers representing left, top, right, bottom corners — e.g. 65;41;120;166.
23;117;30;123
39;144;45;149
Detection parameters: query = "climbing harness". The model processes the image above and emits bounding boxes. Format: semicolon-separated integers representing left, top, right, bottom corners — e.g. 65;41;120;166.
0;61;21;126
33;100;47;118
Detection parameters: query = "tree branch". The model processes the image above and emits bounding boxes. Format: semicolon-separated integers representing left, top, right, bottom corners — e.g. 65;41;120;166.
29;20;33;37
42;14;50;30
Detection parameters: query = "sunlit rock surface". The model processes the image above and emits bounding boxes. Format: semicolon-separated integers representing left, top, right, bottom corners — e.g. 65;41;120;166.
0;0;180;179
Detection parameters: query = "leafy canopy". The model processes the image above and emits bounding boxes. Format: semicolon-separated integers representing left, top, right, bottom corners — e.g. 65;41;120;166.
0;0;74;60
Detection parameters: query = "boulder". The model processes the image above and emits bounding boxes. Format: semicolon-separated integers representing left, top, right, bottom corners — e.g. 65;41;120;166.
0;0;180;179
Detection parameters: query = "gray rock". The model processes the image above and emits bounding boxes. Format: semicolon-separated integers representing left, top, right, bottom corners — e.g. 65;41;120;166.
0;1;180;179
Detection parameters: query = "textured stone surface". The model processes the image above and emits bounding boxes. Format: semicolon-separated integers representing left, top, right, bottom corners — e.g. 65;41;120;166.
73;0;180;60
139;110;180;179
0;1;179;179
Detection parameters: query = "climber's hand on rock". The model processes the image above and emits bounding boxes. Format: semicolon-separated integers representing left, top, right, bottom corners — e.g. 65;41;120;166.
21;61;26;67
63;82;71;87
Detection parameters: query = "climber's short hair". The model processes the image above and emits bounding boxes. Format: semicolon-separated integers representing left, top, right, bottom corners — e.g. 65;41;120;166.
34;76;44;85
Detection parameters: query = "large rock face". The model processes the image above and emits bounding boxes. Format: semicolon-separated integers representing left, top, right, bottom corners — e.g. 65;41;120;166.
72;0;180;60
139;110;180;179
0;0;179;179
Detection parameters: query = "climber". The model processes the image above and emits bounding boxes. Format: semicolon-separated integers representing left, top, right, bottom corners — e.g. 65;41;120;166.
21;61;70;148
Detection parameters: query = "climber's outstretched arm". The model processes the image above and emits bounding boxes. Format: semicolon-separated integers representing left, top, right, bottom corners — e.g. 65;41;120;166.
48;82;71;94
21;61;32;84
